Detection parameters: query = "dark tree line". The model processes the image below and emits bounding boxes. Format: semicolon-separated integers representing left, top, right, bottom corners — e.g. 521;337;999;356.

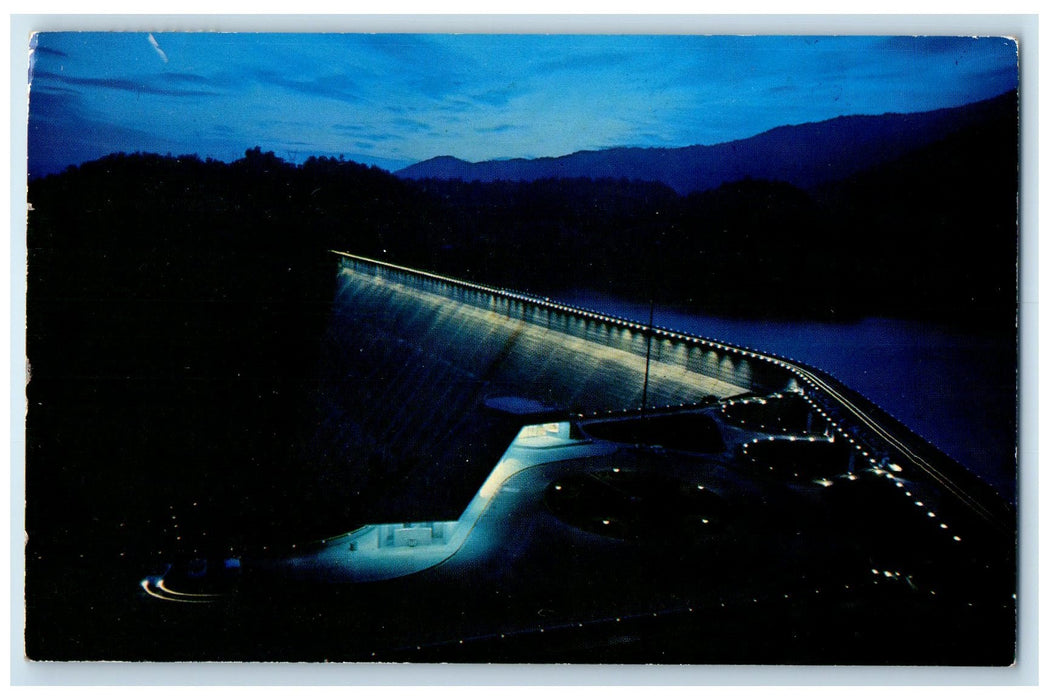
401;96;1017;328
26;148;431;571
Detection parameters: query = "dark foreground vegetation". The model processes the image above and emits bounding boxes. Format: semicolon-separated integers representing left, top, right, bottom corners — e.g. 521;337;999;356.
24;92;1017;660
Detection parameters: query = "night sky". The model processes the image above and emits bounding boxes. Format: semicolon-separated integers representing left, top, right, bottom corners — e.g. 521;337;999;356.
27;33;1018;178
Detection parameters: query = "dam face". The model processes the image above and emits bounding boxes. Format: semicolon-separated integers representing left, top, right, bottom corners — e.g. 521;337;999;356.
313;256;766;520
134;255;1015;665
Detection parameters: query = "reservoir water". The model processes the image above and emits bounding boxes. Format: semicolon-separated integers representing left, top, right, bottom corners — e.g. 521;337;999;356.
562;290;1018;503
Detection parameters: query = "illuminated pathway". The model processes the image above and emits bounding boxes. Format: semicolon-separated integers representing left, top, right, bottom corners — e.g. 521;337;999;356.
141;425;614;599
274;425;614;583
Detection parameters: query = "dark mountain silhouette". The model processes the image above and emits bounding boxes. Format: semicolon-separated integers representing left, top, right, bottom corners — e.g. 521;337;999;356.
396;92;1016;195
815;89;1019;326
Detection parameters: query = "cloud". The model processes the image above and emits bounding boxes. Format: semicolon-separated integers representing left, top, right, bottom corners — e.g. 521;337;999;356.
28;106;185;178
32;69;220;98
332;123;367;134
251;69;362;104
389;116;433;132
477;124;516;134
31;45;68;58
28;88;82;124
30;84;81;97
163;72;219;86
469;85;523;107
974;63;1019;83
353;133;396;142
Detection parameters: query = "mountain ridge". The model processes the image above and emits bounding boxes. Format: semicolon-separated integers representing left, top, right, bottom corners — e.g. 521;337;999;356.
396;91;1016;194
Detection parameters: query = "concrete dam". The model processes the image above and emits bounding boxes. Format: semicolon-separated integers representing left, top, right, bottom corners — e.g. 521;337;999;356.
140;251;1016;664
319;252;1009;526
313;252;797;521
332;251;797;402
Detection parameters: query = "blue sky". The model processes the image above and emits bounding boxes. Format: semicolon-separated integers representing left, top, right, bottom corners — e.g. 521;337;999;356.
26;33;1018;178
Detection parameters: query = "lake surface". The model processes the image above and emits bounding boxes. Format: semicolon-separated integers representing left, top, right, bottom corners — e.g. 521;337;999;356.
562;290;1018;503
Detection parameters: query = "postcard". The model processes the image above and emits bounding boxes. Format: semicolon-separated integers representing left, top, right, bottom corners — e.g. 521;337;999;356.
23;29;1020;667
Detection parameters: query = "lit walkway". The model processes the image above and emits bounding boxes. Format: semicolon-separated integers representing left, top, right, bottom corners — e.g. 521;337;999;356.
276;423;618;583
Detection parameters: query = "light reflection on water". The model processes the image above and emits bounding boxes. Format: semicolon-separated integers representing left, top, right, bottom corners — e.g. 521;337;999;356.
561;289;1017;503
